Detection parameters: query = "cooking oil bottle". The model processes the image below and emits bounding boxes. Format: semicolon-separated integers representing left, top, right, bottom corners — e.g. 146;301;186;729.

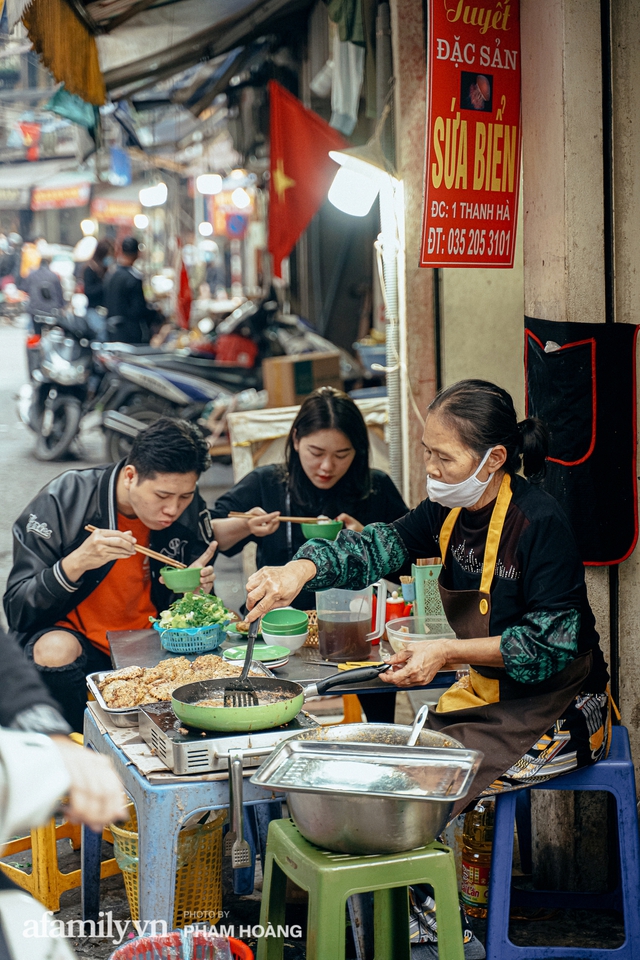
460;797;495;917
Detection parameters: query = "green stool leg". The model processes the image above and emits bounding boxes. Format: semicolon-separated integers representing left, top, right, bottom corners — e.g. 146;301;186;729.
257;851;288;960
373;886;411;960
307;873;349;960
430;855;465;960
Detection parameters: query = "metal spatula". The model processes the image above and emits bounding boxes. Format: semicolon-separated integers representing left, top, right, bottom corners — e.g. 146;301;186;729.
230;754;251;868
223;618;259;708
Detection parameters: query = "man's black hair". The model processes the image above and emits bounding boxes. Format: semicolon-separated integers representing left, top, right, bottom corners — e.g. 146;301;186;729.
126;418;211;479
121;236;139;256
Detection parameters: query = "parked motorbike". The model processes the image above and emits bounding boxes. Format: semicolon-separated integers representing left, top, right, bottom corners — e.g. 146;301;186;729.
18;308;97;460
97;293;364;461
97;343;243;461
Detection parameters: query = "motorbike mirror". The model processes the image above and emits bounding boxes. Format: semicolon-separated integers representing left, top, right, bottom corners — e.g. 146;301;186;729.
198;317;214;334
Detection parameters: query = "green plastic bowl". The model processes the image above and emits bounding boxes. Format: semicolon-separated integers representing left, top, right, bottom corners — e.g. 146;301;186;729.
261;608;309;635
301;520;343;541
160;565;202;592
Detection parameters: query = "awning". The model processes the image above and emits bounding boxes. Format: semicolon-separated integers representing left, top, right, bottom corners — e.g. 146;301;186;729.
0;158;81;189
10;0;313;105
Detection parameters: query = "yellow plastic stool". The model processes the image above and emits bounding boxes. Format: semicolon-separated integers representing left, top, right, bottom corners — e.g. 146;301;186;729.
340;695;363;724
0;732;121;911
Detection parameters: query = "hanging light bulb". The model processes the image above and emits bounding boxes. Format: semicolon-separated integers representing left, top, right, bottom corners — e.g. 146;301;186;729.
198;221;214;236
133;213;149;229
196;174;222;195
139;182;167;207
80;219;96;236
328;167;380;217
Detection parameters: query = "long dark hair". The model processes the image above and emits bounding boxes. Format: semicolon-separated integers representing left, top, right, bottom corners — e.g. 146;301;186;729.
428;379;549;480
285;386;371;506
87;238;114;279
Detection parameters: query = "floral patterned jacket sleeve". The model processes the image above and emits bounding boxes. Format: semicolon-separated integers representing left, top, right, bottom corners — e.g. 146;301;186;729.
500;609;580;684
293;523;409;591
294;521;580;686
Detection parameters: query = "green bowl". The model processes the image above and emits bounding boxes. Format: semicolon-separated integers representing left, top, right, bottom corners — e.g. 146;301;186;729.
160;565;202;592
261;608;309;635
301;520;343;541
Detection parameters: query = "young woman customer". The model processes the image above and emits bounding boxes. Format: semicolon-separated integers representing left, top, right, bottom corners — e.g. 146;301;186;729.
211;386;409;723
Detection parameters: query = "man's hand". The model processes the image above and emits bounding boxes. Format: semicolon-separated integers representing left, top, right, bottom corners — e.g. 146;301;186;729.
336;513;364;533
245;560;317;621
50;737;129;833
190;541;217;594
380;641;449;688
61;528;136;583
245;507;281;538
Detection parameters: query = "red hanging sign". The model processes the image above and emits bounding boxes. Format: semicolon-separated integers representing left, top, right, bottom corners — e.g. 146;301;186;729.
420;0;522;268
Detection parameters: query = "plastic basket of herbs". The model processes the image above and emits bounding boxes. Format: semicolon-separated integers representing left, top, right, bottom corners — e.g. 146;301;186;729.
150;593;232;654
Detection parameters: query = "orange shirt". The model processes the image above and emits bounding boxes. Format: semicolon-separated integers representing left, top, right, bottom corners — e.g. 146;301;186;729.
57;514;157;655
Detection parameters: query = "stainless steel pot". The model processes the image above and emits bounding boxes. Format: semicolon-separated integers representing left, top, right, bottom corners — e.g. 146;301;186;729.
252;722;481;855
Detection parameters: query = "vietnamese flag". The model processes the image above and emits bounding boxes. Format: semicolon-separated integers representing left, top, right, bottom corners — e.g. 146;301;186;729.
268;80;347;278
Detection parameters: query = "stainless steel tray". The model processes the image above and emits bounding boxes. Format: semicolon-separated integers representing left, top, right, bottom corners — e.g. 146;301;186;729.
251;740;482;801
87;661;275;728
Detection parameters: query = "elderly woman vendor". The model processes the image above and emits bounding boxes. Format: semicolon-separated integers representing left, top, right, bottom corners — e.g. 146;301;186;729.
245;379;610;807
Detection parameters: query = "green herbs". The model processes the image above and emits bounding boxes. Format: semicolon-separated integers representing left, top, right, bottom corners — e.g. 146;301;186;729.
150;592;231;630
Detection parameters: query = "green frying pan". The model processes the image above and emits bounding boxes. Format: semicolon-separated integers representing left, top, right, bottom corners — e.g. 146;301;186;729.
171;664;391;732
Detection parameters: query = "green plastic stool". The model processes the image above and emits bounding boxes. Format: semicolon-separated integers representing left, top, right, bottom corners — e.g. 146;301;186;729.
257;818;464;960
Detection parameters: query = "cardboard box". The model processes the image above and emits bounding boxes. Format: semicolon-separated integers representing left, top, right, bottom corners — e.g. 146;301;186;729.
262;352;343;407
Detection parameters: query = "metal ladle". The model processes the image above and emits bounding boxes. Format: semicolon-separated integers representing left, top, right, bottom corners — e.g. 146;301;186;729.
406;703;430;746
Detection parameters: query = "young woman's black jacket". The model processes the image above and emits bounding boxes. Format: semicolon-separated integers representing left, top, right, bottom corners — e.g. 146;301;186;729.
211;464;408;610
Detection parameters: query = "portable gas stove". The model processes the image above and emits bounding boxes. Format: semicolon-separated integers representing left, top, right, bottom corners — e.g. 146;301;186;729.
138;703;319;775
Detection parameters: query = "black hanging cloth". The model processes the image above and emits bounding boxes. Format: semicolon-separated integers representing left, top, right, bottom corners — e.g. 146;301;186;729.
525;316;638;565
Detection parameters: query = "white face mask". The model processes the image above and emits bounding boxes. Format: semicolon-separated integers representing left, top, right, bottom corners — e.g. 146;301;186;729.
426;448;494;509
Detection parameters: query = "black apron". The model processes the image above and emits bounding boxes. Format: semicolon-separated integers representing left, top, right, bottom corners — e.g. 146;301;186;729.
423;474;592;815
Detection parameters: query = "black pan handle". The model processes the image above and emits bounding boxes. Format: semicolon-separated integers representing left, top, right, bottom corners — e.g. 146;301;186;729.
305;663;391;698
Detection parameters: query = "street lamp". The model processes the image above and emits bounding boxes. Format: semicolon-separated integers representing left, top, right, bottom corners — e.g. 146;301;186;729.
327;105;405;491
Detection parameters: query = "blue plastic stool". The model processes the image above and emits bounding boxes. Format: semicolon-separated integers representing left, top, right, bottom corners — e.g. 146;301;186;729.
486;725;640;960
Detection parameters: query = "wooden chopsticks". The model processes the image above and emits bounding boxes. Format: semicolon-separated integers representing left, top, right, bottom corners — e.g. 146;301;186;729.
84;525;187;569
227;510;322;524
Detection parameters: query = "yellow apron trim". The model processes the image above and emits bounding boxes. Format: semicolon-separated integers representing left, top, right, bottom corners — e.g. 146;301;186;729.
438;505;461;565
438;472;513;612
479;474;512;595
436;667;500;712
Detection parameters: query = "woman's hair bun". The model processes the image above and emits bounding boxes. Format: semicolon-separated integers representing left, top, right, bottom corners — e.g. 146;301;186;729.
517;417;549;480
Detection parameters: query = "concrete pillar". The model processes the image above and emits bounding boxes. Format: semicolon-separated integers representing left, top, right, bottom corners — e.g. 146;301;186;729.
612;1;640;773
389;0;437;507
520;0;610;891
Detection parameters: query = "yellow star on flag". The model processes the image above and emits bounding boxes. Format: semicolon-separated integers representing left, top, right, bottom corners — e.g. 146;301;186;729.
273;158;296;201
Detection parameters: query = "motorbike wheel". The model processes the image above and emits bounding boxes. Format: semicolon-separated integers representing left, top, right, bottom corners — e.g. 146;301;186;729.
104;401;174;462
34;396;82;461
